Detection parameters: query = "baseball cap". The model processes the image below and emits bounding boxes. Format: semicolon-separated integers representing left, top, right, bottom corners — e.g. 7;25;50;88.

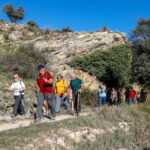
35;64;45;70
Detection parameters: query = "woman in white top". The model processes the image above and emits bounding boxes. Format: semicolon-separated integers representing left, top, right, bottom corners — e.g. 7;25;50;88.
5;74;26;117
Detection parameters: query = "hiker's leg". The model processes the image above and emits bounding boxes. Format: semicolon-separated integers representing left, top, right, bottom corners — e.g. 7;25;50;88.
12;95;22;116
36;93;44;119
61;96;70;112
19;101;26;115
71;100;74;112
103;97;107;105
73;92;77;113
98;96;102;107
55;96;61;113
46;93;56;117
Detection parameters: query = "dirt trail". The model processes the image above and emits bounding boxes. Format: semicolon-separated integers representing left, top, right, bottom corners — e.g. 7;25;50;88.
0;112;90;132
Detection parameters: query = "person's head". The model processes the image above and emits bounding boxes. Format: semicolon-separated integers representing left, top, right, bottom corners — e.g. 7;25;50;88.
99;82;102;86
70;72;77;80
56;74;63;81
112;88;115;91
13;74;20;82
130;87;133;90
36;64;45;74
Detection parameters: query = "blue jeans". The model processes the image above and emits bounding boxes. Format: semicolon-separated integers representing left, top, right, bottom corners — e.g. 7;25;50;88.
13;95;26;116
98;96;107;107
129;98;136;104
55;95;70;113
36;92;56;119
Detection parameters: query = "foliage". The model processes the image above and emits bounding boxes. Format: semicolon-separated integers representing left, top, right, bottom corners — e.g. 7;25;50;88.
61;27;73;33
100;26;109;32
27;20;38;28
130;18;150;87
69;45;132;88
2;3;24;23
0;19;4;24
0;44;48;78
81;88;98;106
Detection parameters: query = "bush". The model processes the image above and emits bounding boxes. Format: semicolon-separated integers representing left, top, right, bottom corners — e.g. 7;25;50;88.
81;88;98;106
27;20;38;28
69;45;132;88
61;27;73;33
0;44;48;78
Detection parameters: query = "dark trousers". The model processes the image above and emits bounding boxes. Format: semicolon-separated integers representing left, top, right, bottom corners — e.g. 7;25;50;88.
36;92;56;119
13;95;26;116
73;91;81;113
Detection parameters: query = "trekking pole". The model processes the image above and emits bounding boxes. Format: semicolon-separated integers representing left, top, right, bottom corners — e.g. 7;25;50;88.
77;91;80;116
21;96;29;115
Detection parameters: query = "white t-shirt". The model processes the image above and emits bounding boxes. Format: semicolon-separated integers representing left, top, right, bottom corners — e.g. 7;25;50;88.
10;81;25;96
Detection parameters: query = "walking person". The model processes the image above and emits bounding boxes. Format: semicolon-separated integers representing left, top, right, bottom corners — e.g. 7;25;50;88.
110;88;117;106
98;81;107;108
70;73;83;116
35;64;56;122
129;87;136;104
5;74;26;117
55;74;70;114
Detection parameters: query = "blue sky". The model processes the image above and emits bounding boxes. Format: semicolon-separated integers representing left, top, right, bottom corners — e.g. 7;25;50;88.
0;0;150;35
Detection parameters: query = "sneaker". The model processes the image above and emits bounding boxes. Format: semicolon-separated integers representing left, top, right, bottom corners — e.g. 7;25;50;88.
50;116;56;120
11;114;16;118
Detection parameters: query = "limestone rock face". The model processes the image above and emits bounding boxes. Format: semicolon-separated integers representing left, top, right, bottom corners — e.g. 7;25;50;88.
33;31;126;90
0;34;4;44
0;22;127;90
9;31;23;41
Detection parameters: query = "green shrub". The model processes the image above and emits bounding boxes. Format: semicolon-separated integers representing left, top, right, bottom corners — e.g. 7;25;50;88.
0;44;48;78
69;45;132;88
81;88;98;106
27;20;38;28
61;27;73;33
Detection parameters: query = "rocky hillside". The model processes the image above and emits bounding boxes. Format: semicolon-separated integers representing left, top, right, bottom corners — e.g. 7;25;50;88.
0;22;127;90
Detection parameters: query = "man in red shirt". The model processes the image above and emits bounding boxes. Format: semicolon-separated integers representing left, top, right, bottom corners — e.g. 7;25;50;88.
35;64;56;121
129;87;136;104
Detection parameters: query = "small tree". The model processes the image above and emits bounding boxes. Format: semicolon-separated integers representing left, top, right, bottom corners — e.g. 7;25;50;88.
3;3;24;23
130;18;150;87
27;20;38;28
61;27;73;33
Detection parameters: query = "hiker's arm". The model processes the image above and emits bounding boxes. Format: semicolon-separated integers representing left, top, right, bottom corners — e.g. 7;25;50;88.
34;84;40;92
44;78;53;84
5;87;12;91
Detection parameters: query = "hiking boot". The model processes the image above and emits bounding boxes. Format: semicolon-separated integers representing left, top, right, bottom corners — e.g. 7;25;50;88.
70;111;75;116
34;118;41;123
76;112;80;117
50;116;56;120
11;114;16;118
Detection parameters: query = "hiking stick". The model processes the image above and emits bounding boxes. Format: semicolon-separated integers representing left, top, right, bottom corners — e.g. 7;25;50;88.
77;91;80;112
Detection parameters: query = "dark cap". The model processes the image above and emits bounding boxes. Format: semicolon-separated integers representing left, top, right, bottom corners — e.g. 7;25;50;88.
35;64;45;70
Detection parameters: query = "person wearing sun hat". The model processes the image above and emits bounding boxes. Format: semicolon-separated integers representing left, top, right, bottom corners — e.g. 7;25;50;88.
55;74;70;114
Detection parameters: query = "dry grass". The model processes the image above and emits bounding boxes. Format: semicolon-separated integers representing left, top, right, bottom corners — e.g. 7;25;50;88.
0;104;149;150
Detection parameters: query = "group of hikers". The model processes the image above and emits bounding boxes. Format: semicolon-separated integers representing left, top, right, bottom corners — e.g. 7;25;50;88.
5;64;83;122
98;84;147;108
5;64;147;122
